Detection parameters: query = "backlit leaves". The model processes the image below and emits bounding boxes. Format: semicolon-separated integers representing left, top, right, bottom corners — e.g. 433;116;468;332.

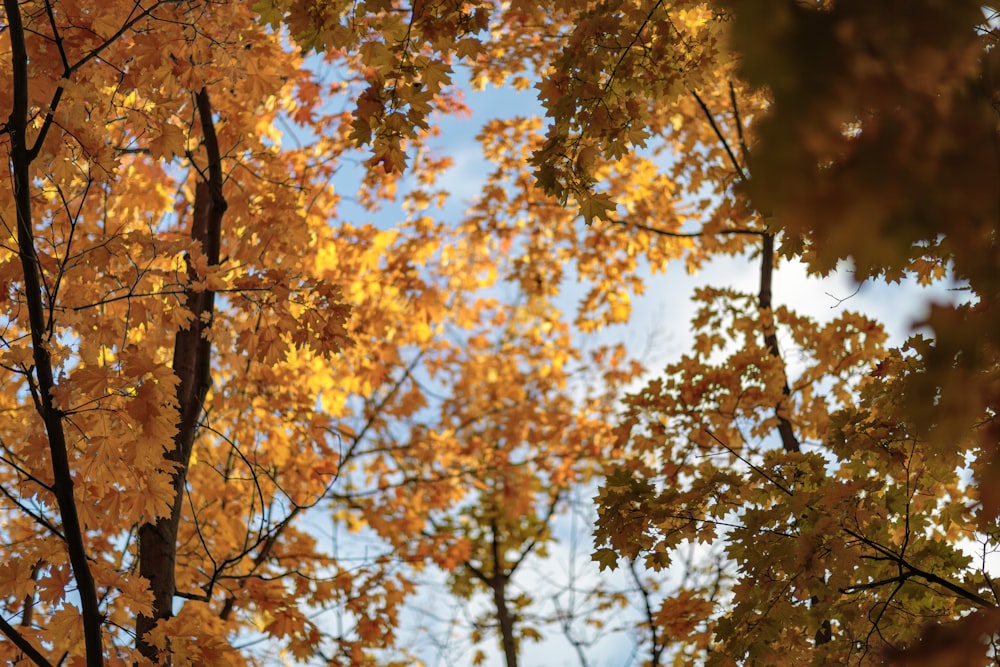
0;0;996;665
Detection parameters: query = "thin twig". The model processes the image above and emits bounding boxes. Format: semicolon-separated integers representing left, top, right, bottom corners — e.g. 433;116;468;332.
702;429;793;496
690;88;747;182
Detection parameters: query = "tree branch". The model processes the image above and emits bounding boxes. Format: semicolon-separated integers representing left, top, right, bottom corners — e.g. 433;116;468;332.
506;491;561;576
690;88;747;183
609;218;764;239
627;558;663;667
689;90;800;451
728;81;751;166
0;613;54;667
843;528;997;609
29;0;183;161
703;429;793;496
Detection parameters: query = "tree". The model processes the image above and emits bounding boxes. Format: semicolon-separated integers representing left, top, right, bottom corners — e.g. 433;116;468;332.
589;1;1000;664
0;1;678;664
0;1;371;663
411;309;637;667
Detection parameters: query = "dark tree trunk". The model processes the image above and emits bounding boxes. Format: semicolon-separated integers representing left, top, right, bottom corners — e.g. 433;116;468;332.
4;0;103;664
493;572;519;667
135;89;226;663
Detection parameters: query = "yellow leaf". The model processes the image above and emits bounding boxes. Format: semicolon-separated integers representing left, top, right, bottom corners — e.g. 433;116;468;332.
579;193;616;225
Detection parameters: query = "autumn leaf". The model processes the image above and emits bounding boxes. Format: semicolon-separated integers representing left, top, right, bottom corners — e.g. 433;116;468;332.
0;1;994;666
579;192;617;225
593;548;620;572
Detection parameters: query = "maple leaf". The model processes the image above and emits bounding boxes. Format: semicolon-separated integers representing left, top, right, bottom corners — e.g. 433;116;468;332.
148;123;188;160
579;192;617;225
593;548;620;572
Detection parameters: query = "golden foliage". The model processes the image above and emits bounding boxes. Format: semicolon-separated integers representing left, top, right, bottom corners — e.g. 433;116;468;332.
0;0;996;665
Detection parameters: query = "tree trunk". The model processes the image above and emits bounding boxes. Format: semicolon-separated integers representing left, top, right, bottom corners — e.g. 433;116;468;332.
135;89;226;662
4;0;104;663
758;232;801;454
493;573;518;667
488;519;518;667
